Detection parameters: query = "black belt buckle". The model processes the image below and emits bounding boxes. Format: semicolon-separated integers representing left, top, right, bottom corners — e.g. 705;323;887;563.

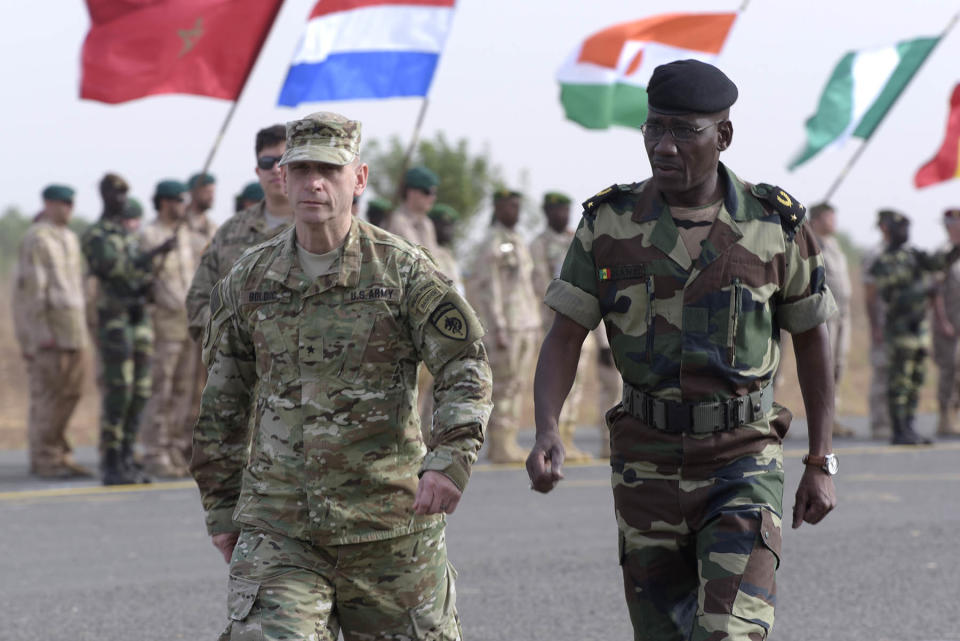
664;401;692;432
729;396;745;428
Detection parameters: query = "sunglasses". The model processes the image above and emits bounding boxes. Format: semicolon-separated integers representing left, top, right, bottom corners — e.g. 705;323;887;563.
257;155;283;170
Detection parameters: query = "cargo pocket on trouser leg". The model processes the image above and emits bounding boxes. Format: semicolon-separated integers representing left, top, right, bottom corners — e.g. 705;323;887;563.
220;574;260;641
730;509;781;636
409;561;462;641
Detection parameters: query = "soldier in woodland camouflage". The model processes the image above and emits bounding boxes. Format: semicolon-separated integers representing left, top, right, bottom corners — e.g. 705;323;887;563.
191;111;491;641
14;185;93;478
527;60;838;640
82;174;176;485
930;208;960;437
862;214;893;439
869;210;960;445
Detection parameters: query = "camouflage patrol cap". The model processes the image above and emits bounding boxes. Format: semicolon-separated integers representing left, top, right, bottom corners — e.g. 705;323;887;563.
542;192;572;207
367;197;393;214
279;111;361;167
121;197;143;219
154;179;187;199
42;184;75;203
493;187;523;202
405;166;439;190
239;181;264;201
187;173;216;189
647;59;738;114
877;209;908;227
428;203;460;223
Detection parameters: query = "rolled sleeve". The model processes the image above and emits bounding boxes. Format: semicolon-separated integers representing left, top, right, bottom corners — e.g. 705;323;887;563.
776;222;838;334
544;279;602;331
776;287;837;334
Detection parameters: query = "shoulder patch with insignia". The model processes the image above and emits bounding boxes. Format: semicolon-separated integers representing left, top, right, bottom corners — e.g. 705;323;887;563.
209;283;224;316
750;183;806;239
429;302;469;341
415;284;446;315
582;183;631;219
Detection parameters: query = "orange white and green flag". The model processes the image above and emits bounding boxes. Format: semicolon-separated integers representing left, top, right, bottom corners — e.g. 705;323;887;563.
915;83;960;188
556;12;738;130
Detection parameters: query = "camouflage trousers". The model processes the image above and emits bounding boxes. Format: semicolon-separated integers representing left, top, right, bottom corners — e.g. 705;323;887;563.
932;328;960;410
869;341;891;435
140;334;195;462
886;339;927;424
222;522;461;641
97;306;153;453
607;402;788;641
486;329;539;438
27;348;86;470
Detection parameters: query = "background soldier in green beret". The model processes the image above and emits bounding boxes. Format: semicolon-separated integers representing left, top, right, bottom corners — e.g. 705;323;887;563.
528;60;838;639
869;209;960;445
931;208;960;436
191;111;492;641
184;172;218;257
137;179;194;477
428;203;464;294
382;166;440;255
185;125;293;465
82;173;176;485
235;181;264;213
466;188;541;463
366;196;393;228
13;184;93;478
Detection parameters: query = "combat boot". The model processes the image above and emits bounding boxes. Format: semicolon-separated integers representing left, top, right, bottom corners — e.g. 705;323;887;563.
486;431;527;464
120;443;152;484
891;416;933;445
101;449;138;486
559;422;592;462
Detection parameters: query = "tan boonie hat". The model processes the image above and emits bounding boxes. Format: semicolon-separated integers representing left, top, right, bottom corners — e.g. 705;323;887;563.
279;111;361;167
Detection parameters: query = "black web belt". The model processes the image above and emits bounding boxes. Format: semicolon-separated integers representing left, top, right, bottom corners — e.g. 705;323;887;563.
621;382;774;434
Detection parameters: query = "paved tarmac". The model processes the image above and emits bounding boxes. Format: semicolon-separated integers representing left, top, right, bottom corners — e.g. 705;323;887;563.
2;416;958;641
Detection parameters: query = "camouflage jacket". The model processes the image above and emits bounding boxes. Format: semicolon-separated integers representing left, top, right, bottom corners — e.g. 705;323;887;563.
193;217;492;544
530;227;574;334
186;201;291;341
869;244;958;338
80;217;153;309
138;221;194;341
545;164;837;402
14;221;88;352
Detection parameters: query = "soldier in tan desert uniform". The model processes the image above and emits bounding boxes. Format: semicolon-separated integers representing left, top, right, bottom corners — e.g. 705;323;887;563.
14;185;93;478
467;189;541;462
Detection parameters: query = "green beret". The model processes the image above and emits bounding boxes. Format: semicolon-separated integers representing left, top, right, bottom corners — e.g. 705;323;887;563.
154;179;187;199
542;192;572;207
187;172;216;189
647;59;738;115
877;209;908;227
42;184;75;203
121;197;143;219
493;187;523;202
404;166;439;190
240;181;264;202
428;203;460;223
367;197;393;214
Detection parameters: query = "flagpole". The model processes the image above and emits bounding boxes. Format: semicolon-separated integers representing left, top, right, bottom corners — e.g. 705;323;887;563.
822;10;960;202
393;97;431;203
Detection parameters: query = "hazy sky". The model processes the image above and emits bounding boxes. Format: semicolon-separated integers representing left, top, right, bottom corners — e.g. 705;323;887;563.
5;0;960;250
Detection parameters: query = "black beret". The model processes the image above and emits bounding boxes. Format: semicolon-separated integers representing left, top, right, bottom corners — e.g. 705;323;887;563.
647;59;738;115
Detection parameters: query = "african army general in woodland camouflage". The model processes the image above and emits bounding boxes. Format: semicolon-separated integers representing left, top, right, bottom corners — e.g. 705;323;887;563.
191;216;493;545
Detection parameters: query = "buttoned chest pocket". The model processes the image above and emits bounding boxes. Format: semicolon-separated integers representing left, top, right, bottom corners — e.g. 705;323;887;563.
726;271;775;369
250;305;300;386
323;298;406;390
599;270;655;363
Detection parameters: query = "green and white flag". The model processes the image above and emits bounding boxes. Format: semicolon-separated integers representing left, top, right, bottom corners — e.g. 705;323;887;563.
789;37;939;169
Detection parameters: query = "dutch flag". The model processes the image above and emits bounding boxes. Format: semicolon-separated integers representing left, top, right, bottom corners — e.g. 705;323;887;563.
278;0;456;106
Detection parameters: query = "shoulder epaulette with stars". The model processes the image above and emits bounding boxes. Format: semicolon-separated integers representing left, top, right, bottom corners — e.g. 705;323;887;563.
750;183;806;240
582;183;632;219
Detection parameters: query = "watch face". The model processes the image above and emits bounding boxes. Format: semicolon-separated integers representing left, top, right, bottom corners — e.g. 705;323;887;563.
825;454;839;475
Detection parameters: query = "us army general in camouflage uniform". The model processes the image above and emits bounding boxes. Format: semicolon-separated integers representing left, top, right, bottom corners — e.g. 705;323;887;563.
82;174;176;485
191;112;492;641
527;60;838;641
869;210;960;445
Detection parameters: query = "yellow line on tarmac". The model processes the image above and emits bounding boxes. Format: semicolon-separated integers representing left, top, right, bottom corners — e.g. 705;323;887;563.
0;480;195;502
